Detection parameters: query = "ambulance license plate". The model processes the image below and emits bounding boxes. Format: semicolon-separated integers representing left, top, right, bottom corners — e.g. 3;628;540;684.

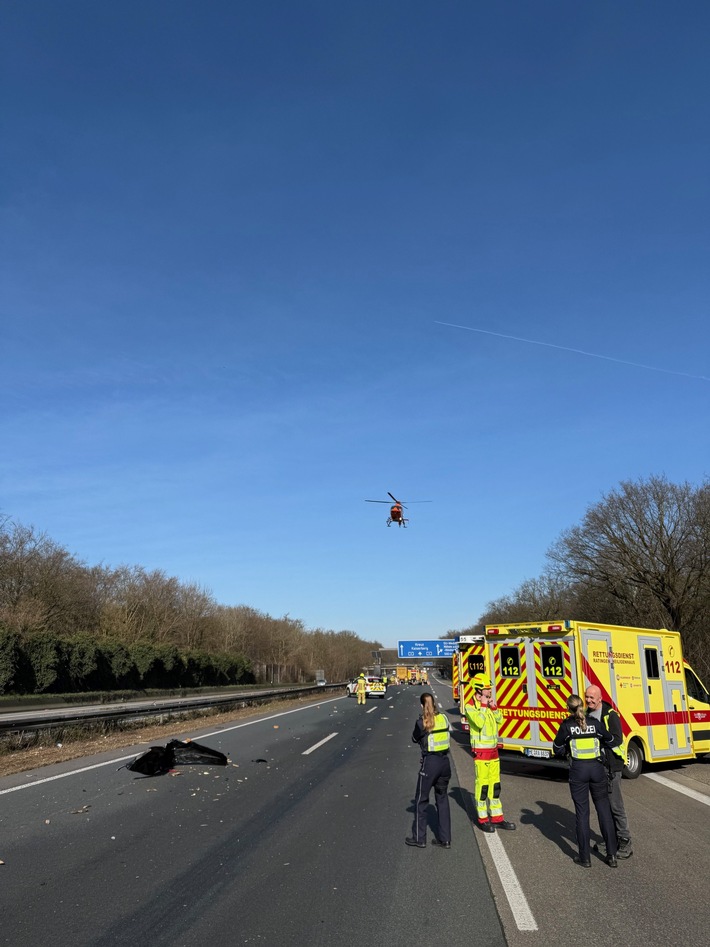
525;748;550;759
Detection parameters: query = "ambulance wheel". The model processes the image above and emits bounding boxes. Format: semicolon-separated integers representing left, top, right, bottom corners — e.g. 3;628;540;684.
623;740;644;779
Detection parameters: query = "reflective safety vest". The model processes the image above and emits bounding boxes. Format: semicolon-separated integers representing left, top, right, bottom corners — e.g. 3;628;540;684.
603;708;628;765
465;702;503;749
569;725;602;760
426;713;451;752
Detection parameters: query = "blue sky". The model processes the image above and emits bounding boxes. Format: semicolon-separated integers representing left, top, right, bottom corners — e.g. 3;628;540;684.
2;1;708;649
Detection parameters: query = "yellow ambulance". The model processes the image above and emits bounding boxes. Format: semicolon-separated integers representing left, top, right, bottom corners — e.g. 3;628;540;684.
456;634;486;732
452;653;459;701
485;620;710;777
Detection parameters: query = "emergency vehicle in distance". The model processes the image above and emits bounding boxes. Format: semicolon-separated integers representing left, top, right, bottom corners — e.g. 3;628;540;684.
455;634;487;732
345;676;387;698
482;620;710;777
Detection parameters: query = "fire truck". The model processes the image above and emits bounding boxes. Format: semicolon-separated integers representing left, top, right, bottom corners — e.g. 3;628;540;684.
451;653;459;701
485;620;710;777
455;634;487;731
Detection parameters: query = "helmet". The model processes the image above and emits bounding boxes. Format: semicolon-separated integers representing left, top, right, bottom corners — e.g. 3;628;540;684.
472;673;491;689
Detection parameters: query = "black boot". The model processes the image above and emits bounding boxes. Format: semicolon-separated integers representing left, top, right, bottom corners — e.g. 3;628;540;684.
617;837;633;859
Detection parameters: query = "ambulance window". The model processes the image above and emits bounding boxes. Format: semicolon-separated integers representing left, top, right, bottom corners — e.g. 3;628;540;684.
499;646;520;678
644;648;660;679
468;654;485;676
541;645;564;678
685;668;709;703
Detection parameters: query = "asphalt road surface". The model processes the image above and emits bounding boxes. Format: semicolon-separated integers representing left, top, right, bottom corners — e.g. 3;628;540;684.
1;678;708;947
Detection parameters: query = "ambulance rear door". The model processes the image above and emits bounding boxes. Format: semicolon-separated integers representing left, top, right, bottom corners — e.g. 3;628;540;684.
489;628;577;759
458;639;486;729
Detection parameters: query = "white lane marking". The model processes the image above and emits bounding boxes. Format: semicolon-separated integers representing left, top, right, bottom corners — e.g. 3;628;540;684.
644;772;710;806
366;706;378;714
0;696;346;795
483;832;538;931
0;756;137;794
439;675;537;931
302;732;338;755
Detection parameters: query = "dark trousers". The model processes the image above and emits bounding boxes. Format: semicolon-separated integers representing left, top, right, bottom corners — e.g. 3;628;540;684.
412;752;451;844
569;759;617;861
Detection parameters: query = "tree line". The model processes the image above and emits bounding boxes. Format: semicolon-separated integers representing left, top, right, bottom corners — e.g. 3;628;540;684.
3;474;708;694
0;516;382;695
449;475;710;683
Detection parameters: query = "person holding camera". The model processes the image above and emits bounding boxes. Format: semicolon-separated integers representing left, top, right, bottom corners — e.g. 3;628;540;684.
465;673;516;833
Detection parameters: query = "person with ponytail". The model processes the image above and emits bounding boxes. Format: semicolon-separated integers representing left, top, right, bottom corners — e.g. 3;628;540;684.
406;692;452;849
553;694;620;868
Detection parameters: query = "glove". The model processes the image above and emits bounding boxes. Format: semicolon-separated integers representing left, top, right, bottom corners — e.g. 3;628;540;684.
488;701;497;711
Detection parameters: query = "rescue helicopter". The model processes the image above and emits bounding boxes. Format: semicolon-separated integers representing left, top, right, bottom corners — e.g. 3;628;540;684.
364;492;432;528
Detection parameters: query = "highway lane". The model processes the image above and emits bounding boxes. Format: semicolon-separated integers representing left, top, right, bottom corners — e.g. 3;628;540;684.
0;686;505;947
433;678;710;947
6;677;707;947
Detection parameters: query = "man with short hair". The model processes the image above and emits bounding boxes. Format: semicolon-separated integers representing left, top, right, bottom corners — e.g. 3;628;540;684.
585;685;633;858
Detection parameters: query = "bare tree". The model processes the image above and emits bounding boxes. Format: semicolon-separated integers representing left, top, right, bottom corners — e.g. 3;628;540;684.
0;521;101;636
547;476;710;635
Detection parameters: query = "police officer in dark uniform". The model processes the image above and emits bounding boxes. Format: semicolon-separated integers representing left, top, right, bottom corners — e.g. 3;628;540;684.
406;692;452;849
553;693;619;868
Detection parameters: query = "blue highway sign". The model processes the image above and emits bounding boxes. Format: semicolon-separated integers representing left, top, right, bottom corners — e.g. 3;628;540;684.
398;639;459;659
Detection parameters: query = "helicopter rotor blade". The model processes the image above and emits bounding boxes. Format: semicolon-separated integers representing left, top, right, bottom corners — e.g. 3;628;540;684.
387;492;400;504
365;499;390;504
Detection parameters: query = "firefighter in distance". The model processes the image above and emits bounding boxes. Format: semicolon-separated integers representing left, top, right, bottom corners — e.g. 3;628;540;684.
356;673;367;706
465;673;516;832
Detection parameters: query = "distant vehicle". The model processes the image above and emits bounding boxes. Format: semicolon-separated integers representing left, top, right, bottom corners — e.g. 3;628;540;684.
364;491;432;528
315;670;326;686
346;676;387;698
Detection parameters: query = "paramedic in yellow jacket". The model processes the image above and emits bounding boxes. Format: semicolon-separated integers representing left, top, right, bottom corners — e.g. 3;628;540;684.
356;673;367;705
465;674;516;833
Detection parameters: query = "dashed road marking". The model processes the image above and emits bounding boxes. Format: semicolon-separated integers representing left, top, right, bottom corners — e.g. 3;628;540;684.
302;732;339;755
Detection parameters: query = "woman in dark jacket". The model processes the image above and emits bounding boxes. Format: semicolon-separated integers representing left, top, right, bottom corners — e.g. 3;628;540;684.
406;692;452;849
553;694;620;868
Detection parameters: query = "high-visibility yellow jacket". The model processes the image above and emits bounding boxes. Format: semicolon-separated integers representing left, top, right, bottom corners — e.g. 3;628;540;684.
465;700;503;748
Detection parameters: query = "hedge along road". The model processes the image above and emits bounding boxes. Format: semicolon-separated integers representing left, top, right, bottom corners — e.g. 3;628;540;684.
0;684;505;947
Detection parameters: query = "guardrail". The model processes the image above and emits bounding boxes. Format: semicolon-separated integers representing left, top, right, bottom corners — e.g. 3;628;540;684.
0;683;344;735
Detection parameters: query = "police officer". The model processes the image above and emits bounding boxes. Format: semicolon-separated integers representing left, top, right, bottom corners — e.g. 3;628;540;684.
465;673;516;832
553;694;619;868
406;692;452;848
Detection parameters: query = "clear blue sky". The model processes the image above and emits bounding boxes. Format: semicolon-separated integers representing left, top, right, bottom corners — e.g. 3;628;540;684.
2;1;708;649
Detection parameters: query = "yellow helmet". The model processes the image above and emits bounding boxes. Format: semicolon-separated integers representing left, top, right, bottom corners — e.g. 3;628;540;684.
472;673;491;689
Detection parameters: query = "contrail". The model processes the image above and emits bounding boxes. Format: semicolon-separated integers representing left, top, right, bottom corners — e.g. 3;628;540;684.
434;321;710;382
